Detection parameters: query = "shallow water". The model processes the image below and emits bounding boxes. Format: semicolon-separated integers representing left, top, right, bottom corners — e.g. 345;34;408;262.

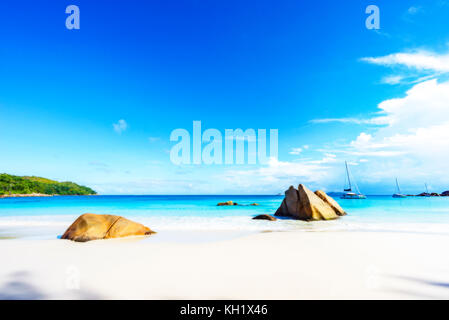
1;195;449;241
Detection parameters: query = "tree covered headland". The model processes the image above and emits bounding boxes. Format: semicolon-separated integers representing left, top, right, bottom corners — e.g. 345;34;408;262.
0;174;97;196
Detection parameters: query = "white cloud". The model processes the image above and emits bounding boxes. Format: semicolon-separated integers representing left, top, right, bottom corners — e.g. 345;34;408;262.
381;75;404;85
316;79;449;132
407;6;421;15
350;132;373;148
309;117;380;125
362;50;449;72
304;77;449;192
289;147;303;155
381;74;438;86
344;79;449;154
222;157;332;190
113;119;128;134
309;153;337;164
344;149;405;157
377;79;449;129
341;79;449;185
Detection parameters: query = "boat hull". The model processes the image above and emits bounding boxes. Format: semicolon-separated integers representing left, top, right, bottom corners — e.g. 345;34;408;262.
392;194;407;198
340;194;366;199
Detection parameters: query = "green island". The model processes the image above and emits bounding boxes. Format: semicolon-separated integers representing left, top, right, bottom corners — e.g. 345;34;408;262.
0;173;97;196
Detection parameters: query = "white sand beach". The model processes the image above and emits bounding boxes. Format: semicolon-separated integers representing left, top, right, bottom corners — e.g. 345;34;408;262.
1;230;449;299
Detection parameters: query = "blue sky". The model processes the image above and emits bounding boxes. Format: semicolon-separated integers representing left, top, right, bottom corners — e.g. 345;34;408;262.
1;0;449;194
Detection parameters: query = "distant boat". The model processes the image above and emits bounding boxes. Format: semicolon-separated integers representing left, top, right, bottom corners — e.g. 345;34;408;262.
341;161;366;199
392;178;407;198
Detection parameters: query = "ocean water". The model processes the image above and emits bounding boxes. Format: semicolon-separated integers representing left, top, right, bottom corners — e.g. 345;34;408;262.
1;195;449;241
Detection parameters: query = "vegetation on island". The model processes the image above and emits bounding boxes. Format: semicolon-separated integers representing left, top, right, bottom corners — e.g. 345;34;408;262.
0;174;97;196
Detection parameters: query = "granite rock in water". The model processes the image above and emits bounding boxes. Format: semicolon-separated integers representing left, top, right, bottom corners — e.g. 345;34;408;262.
314;190;347;216
217;201;237;206
275;185;343;221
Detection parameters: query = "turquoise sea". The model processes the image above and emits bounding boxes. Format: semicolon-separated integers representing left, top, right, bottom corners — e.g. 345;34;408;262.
1;195;449;241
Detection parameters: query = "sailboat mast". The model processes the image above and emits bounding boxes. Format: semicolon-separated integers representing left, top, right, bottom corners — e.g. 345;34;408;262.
345;161;352;191
396;178;401;194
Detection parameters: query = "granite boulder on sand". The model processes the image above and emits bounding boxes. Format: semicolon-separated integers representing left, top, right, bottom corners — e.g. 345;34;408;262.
61;213;155;242
275;184;346;221
252;214;277;221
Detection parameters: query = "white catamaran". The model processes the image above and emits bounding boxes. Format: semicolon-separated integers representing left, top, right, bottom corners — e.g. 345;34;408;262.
392;178;407;198
341;161;366;199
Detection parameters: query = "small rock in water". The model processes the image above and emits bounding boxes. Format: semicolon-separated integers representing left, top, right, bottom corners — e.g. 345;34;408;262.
217;201;236;206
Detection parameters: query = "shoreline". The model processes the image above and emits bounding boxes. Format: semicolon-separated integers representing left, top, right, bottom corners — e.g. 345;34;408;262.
0;194;98;199
1;230;449;299
0;193;54;198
